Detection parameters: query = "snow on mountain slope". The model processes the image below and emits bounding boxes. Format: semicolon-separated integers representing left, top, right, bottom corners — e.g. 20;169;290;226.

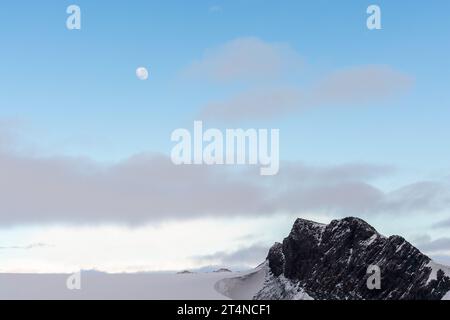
214;263;266;300
214;261;315;300
254;265;314;300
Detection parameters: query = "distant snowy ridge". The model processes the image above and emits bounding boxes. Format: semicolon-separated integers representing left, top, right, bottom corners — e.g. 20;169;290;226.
214;261;313;300
214;263;267;300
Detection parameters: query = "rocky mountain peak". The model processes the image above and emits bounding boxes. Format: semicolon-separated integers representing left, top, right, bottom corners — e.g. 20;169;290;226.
260;217;450;300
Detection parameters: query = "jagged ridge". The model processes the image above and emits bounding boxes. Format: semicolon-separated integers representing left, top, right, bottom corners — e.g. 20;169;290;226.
257;217;450;300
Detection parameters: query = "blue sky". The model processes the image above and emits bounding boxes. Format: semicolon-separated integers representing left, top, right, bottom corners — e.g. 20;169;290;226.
0;1;448;169
0;1;450;272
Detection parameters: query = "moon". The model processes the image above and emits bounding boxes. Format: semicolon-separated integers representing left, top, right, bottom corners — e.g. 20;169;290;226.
136;67;149;80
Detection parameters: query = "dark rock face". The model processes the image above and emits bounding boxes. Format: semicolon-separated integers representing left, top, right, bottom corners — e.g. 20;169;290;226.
267;243;284;277
265;217;450;300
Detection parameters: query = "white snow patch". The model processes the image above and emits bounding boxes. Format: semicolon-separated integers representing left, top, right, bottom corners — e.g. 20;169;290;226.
363;234;378;246
395;242;405;253
443;291;450;300
346;249;353;264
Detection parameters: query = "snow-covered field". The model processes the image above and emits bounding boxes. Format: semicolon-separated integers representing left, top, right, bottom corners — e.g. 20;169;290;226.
1;262;449;300
0;267;266;300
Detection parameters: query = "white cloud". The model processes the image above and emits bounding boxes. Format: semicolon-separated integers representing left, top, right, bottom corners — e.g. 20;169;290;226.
201;86;303;120
184;37;302;83
200;65;414;121
0;216;294;273
0;132;447;227
311;65;414;105
432;218;450;229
